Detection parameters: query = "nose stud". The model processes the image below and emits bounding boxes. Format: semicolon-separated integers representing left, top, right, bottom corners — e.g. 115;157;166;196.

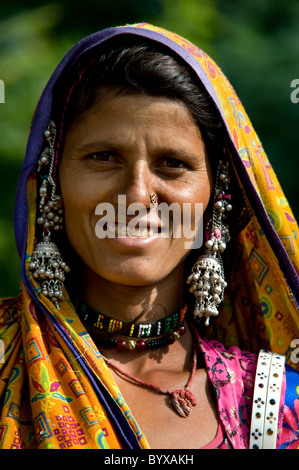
150;193;158;205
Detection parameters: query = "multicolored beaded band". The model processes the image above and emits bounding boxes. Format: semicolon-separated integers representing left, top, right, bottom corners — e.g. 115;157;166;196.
98;324;186;352
75;300;187;338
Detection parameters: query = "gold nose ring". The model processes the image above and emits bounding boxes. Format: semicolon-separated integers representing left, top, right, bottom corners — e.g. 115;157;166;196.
150;193;158;205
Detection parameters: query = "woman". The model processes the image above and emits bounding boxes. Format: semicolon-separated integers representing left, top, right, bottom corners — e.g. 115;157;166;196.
0;23;298;450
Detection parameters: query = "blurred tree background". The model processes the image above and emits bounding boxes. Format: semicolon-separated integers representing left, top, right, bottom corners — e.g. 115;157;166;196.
0;0;298;297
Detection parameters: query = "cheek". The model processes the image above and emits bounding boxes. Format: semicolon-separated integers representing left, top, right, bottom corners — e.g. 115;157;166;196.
59;168;95;236
179;174;213;240
178;173;213;211
59;174;102;265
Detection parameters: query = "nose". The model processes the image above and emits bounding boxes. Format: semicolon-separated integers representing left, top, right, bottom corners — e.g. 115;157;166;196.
114;160;154;208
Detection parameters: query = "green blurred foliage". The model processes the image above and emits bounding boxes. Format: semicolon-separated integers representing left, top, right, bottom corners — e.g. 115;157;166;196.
0;0;298;297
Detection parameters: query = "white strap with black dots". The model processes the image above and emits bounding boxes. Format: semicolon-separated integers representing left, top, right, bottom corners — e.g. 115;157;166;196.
249;350;285;449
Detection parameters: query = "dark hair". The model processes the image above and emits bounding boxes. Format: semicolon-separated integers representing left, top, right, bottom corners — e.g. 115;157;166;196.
54;38;223;157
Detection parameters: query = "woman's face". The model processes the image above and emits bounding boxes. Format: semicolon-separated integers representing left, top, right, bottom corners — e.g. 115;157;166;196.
59;91;213;287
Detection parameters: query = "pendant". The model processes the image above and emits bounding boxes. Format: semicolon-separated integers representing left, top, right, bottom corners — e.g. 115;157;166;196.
170;389;197;418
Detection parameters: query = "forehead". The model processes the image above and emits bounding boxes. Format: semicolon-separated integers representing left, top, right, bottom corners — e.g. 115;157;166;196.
65;92;203;150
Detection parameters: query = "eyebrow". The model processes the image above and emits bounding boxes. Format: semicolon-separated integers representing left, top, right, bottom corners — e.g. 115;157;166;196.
156;148;205;160
70;139;206;162
72;141;120;154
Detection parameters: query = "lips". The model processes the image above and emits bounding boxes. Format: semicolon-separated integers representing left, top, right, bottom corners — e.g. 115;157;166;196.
106;221;161;238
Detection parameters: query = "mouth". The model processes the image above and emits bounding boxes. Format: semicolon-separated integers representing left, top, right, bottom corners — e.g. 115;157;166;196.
106;221;162;238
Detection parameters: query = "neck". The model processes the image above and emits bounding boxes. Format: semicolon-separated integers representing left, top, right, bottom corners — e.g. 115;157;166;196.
80;263;185;324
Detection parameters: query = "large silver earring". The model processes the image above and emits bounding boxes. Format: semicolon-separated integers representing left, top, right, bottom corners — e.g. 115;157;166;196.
186;157;232;326
29;120;70;310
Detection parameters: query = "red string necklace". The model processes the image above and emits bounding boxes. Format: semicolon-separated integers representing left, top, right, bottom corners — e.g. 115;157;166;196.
103;341;198;418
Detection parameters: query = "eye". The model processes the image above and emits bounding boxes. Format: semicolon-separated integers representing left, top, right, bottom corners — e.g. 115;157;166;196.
157;157;189;170
86;151;118;163
166;158;185;168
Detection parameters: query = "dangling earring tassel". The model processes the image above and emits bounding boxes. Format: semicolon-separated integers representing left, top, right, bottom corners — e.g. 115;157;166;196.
29;120;70;310
29;233;70;310
186;158;231;326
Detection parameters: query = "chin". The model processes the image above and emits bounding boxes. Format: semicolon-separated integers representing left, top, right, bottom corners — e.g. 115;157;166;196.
98;266;165;287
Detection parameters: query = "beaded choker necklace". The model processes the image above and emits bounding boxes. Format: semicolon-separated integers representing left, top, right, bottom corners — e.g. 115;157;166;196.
76;300;187;337
75;300;187;352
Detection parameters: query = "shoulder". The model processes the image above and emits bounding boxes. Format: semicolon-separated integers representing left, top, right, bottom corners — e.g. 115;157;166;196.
199;336;258;386
198;336;257;448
